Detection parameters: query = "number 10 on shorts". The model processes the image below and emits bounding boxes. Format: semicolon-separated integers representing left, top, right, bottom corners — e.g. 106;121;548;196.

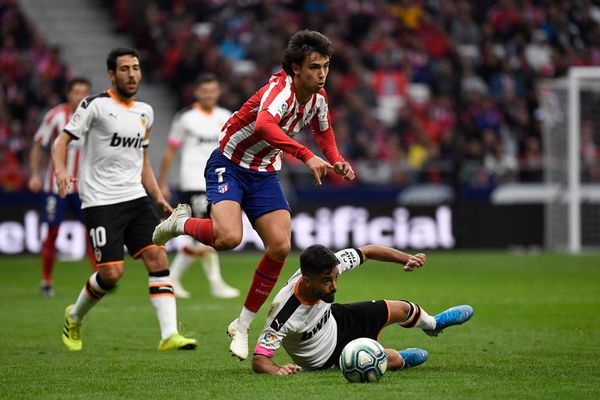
89;226;107;248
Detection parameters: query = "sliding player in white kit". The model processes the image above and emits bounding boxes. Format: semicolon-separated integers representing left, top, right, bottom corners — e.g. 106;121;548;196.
53;47;196;351
252;245;473;375
158;74;239;299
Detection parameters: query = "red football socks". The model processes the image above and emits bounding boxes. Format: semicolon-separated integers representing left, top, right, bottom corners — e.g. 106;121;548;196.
244;254;285;313
183;218;215;247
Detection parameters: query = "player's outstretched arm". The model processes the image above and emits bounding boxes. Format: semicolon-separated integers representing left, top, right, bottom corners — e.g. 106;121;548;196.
141;147;173;215
359;245;426;272
51;132;75;198
251;355;302;376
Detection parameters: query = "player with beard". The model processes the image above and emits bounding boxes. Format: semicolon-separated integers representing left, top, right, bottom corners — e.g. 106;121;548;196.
53;47;196;351
251;244;473;375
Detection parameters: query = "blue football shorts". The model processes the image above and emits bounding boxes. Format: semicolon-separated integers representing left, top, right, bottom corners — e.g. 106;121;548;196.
41;192;84;227
204;149;291;223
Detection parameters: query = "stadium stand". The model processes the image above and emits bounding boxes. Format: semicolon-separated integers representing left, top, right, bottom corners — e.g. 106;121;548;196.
2;0;600;196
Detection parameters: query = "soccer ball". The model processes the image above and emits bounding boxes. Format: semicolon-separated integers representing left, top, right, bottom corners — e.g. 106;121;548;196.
339;337;388;383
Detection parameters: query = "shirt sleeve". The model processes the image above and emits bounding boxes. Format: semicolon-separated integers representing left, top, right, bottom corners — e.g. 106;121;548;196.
254;328;286;358
167;112;185;148
141;106;153;147
63;98;96;140
260;77;294;124
33;110;59;148
309;92;345;165
254;111;314;162
335;248;364;274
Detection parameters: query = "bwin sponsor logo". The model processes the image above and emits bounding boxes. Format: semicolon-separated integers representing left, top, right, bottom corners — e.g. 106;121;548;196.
301;309;331;340
109;132;144;148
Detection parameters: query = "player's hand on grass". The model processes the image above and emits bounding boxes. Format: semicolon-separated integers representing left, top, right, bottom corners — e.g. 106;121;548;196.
404;253;426;272
55;170;76;198
333;161;355;181
276;364;302;375
304;155;333;186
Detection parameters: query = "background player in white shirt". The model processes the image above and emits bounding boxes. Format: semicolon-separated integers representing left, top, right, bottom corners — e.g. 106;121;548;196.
252;245;474;375
52;47;196;351
158;74;239;299
28;78;94;297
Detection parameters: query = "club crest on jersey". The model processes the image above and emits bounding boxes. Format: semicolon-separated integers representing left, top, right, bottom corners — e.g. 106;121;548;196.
72;113;81;125
279;102;288;114
140;113;148;128
109;132;144;148
217;183;228;194
94;248;102;262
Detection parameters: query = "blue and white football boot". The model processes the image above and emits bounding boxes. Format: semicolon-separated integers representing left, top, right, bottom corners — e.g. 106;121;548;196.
423;305;473;337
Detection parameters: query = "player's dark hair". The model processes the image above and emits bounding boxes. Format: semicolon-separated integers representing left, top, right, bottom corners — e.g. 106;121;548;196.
106;47;140;71
281;30;333;76
300;245;339;277
195;73;219;86
67;77;91;92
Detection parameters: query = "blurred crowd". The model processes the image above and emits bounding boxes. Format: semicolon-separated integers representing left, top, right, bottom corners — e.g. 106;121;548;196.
0;0;72;191
2;0;600;193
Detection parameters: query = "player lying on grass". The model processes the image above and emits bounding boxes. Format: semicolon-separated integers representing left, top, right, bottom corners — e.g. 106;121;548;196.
251;244;473;375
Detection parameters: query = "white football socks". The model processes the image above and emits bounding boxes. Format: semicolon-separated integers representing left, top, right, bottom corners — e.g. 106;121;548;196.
202;250;223;286
71;272;110;323
169;252;193;282
238;306;256;330
148;273;178;339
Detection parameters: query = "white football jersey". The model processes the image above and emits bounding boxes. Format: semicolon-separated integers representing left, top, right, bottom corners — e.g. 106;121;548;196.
167;104;230;191
254;248;364;370
63;89;153;208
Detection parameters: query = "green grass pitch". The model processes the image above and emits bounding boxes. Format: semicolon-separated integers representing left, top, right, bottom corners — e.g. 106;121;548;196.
1;251;599;399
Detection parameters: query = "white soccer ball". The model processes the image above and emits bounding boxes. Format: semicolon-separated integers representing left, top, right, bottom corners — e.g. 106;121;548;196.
339;337;388;383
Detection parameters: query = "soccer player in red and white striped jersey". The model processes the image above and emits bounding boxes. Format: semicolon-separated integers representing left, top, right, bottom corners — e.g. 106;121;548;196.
28;78;95;297
153;30;355;360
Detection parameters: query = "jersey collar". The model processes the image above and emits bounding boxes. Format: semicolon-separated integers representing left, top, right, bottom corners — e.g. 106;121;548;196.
294;279;321;306
107;88;136;109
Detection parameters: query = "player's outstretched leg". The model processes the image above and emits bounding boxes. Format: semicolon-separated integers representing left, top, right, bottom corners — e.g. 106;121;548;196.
62;271;115;351
143;248;197;351
385;347;429;371
62;304;82;351
148;271;197;351
152;203;192;246
399;348;429;368
423;305;474;337
229;253;286;360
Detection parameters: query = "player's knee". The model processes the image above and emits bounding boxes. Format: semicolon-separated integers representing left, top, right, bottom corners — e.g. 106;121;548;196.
98;265;124;286
214;231;242;250
387;300;412;323
142;247;168;271
266;239;291;261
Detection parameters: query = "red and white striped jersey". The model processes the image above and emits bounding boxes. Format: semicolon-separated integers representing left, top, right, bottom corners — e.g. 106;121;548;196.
219;70;344;172
33;103;81;194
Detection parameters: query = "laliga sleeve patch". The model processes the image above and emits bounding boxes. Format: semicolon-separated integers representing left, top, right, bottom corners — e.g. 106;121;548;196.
259;331;280;350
